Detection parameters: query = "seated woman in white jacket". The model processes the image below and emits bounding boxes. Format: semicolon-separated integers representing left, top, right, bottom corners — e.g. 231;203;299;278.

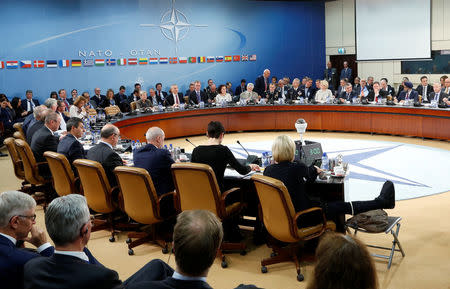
215;84;232;103
69;96;87;119
315;80;334;103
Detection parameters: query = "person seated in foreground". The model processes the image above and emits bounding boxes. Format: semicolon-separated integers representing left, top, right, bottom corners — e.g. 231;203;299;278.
57;117;86;166
396;81;418;103
0;191;54;289
215;84;232;103
191;121;260;191
239;83;259;103
263;83;279;103
420;82;448;105
128;210;260;289
263;135;395;225
24;194;174;289
314;80;333;103
306;232;377;289
86;124;123;187
338;83;356;103
189;80;208;104
286;78;303;101
24;106;48;143
136;91;153;109
367;81;387;102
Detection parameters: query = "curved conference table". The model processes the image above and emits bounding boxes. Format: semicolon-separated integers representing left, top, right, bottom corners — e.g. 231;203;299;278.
114;104;450;141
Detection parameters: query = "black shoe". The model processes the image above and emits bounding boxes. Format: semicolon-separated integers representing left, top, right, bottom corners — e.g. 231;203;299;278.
376;180;395;209
0;152;7;157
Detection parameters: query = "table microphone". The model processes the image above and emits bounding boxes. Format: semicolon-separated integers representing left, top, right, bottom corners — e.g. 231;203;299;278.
236;140;260;165
185;138;197;147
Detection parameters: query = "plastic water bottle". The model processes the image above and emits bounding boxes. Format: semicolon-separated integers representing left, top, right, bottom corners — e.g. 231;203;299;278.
135;140;140;148
169;144;174;159
321;152;329;171
131;141;136;151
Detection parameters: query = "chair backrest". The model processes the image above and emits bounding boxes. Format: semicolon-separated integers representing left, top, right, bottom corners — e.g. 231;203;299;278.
105;105;120;116
13;139;46;185
44;151;76;196
73;159;115;213
114;166;161;224
3;137;25;180
13;122;25;139
130;102;136;111
88;108;97;116
171;162;223;218
251;174;298;243
13;131;26;142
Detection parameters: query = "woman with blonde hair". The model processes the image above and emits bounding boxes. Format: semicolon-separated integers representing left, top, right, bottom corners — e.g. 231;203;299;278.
307;232;378;289
314;80;333;103
69;96;87;119
263;135;395;226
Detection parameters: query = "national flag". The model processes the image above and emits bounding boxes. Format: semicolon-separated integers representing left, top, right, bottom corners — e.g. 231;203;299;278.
207;56;215;63
117;58;126;66
20;60;32;68
159;57;168;64
59;60;69;67
6;61;18;69
179;57;188;64
95;59;105;66
250;54;257;61
149;58;158;64
33;60;44;68
71;60;82;67
106;59;116;66
241;55;248;61
83;59;94;67
169;57;178;64
188;57;196;63
128;58;138;65
46;60;57;68
0;61;4;69
197;56;206;63
224;56;232;62
215;56;224;62
139;58;148;65
233;55;241;62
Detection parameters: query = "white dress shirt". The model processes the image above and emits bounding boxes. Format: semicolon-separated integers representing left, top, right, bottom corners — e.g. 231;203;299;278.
54;250;89;262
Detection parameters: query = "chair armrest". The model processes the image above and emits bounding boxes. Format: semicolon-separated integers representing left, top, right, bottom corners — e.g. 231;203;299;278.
74;177;83;194
293;207;327;230
221;187;241;202
156;191;178;217
36;161;48;166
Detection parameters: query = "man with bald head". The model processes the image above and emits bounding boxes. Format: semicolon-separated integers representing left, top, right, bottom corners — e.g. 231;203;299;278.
165;84;184;107
423;82;449;105
254;69;271;97
87;124;123;187
134;127;175;197
91;88;106;107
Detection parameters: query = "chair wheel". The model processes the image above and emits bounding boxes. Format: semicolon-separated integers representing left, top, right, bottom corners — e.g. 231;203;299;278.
270;252;277;258
261;266;268;273
126;238;132;244
128;249;134;255
221;260;228;268
240;250;247;256
162;246;169;254
297;273;304;282
109;236;115;242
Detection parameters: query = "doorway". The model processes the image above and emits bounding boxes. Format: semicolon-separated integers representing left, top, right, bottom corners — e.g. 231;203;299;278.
329;54;358;84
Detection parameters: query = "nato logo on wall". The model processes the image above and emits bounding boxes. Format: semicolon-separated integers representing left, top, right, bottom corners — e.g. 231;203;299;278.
0;0;325;102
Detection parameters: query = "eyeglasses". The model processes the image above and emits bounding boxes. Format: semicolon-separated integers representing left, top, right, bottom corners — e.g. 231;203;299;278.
18;214;37;221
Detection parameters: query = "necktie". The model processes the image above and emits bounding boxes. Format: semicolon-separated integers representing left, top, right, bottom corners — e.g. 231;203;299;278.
347;93;350;100
175;94;179;105
196;91;200;102
64;100;69;110
375;94;378;102
435;94;439;102
28;100;33;112
406;92;409;100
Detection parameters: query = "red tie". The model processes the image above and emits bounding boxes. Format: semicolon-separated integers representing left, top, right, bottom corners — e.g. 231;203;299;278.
406;92;409;100
375;95;378;102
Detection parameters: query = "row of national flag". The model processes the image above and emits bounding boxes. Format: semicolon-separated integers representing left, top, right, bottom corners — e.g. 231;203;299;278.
0;55;257;69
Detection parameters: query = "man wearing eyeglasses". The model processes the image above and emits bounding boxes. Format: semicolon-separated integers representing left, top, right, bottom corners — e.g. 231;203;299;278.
0;191;54;289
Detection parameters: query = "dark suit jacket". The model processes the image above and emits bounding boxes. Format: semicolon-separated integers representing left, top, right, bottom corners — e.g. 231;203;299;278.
301;86;318;101
20;99;40;112
235;85;247;96
87;142;123;187
381;85;396;96
397;90;418;101
21;114;35;136
30;126;59;163
57;134;86;165
114;93;127;104
338;91;357;102
426;92;448;104
100;98;117;108
92;94;106;106
323;68;338;90
340;67;353;82
127;277;212;289
127;94;140;104
0;234;54;289
156;90;168;101
189;90;208;104
26;120;44;144
286;87;303;101
24;250;122;289
254;75;269;97
165;93;184;106
366;90;387;102
415;84;433;101
0;107;14;131
149;95;164;106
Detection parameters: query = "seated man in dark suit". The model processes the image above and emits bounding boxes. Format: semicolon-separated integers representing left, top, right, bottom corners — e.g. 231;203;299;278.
415;76;433;103
425;82;449;105
165;84;184;107
366;81;387;102
185;82;195;97
30;111;61;176
26;108;51;144
396;81;418;103
380;78;396;96
57;117;86;165
338;83;357;103
24;194;174;289
189;80;208;104
155;83;168;103
58;89;73;112
128;89;140;104
149;88;163;106
22;105;46;138
0;191;54;289
254;69;270;98
86;124;123;187
286;78;303;101
91;87;106;108
234;79;247;98
20;90;40;116
301;77;318;102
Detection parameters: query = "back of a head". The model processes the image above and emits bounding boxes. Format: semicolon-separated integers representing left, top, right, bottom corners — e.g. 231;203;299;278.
145;126;164;142
0;191;36;228
33;105;46;120
100;124;118;139
44;110;59;124
207;121;225;139
45;194;90;246
307;232;377;289
44;98;57;109
173;210;223;276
